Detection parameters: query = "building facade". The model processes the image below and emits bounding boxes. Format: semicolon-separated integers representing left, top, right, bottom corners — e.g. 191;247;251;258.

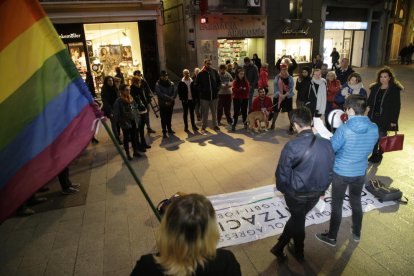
41;0;164;91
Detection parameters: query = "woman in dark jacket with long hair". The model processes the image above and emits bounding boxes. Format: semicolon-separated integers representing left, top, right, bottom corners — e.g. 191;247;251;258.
367;67;404;163
101;76;121;144
231;69;250;131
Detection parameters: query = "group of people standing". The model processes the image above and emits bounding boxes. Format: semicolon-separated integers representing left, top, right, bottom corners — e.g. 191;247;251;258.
101;70;155;160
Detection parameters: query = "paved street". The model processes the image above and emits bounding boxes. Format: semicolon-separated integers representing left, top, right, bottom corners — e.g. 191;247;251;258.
0;64;413;276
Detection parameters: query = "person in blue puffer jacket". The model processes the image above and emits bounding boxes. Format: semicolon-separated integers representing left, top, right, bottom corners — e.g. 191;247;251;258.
316;95;378;247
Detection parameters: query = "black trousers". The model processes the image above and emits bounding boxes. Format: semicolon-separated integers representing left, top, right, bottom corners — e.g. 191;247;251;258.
122;122;138;154
136;116;147;148
58;167;71;190
182;100;196;128
274;193;320;254
232;98;248;126
160;105;174;133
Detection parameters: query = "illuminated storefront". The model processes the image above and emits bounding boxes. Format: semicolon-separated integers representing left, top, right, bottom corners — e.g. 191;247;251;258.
323;21;367;68
274;38;312;64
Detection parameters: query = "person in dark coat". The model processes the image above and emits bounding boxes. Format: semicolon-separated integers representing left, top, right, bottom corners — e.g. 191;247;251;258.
312;54;323;69
155;71;177;138
271;107;335;262
101;76;121;144
243;57;259;112
133;70;156;134
295;66;312;109
330;48;340;70
335;58;354;85
367;67;403;164
131;194;241;276
252;53;262;71
195;59;221;133
178;69;198;132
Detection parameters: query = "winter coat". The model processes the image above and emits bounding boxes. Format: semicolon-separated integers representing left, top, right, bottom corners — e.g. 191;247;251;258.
335;66;355;85
195;68;221;101
334;82;367;106
331;116;379;177
232;80;250;99
258;67;268;89
113;98;135;129
178;78;197;101
276;130;335;197
367;83;402;132
243;63;259;89
101;86;118;117
295;76;312;102
155;80;176;107
327;79;341;103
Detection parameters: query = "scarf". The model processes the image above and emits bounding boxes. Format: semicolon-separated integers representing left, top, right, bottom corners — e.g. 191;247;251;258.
120;93;133;104
277;74;289;109
341;82;363;96
311;77;327;115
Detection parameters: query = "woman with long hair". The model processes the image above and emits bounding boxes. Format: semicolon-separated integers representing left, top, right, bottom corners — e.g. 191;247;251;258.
130;76;151;152
231;68;250;131
334;72;367;109
131;194;241;276
113;84;141;160
367;67;404;163
101;76;121;144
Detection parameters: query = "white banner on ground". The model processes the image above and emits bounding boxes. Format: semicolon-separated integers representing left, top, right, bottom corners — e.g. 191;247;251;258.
208;185;396;248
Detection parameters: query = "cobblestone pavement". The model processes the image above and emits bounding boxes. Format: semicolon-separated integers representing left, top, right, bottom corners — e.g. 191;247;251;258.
1;65;413;276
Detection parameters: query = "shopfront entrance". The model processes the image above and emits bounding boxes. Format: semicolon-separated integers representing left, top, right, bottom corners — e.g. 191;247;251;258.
217;38;264;65
323;21;367;68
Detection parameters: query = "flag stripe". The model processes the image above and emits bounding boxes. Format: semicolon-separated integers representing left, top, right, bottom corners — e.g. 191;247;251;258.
0;105;96;223
0;17;66;104
0;78;92;187
0;0;45;51
0;49;79;151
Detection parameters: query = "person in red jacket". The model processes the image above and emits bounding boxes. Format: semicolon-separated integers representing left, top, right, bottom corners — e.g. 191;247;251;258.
231;69;250;131
325;71;341;130
258;63;269;95
251;88;273;114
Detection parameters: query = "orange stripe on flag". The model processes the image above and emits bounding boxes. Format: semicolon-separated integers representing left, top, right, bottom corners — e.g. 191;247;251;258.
0;0;45;51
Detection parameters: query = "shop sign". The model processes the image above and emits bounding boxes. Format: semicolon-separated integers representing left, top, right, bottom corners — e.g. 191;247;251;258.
325;21;368;30
59;33;82;39
200;22;265;37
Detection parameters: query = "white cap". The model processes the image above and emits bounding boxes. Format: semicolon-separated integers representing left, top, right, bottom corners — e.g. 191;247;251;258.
328;109;345;129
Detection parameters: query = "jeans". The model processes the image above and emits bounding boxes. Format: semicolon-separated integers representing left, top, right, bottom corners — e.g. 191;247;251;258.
217;94;232;124
328;172;366;238
274;193;320;254
200;98;218;129
232;98;248;126
182;100;196;128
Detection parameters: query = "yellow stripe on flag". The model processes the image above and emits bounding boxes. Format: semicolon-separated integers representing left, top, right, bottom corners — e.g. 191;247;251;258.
0;17;66;104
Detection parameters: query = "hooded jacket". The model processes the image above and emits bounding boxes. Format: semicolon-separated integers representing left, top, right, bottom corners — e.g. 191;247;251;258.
331;116;378;177
276;130;335;197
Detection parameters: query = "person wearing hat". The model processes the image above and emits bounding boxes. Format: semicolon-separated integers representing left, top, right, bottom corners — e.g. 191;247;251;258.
270;64;294;134
155;71;177;138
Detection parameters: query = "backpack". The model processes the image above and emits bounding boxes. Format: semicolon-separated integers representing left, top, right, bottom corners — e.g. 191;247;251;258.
365;179;408;204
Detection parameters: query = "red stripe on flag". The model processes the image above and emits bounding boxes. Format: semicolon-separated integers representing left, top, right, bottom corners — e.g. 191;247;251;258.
0;105;96;223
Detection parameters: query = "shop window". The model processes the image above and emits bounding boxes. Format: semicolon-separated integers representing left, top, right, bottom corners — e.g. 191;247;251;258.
84;22;143;92
217;38;264;65
275;38;311;63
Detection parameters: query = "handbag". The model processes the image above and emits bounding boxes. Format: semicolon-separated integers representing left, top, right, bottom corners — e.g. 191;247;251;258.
379;131;404;152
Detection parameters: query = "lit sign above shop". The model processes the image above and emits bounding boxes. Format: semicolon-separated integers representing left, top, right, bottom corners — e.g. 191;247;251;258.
325;21;368;30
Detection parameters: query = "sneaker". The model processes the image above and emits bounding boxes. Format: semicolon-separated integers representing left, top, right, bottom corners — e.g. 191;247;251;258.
287;242;304;262
62;187;79;195
213;126;221;132
192;125;199;131
351;228;360;242
71;183;81;189
315;232;336;247
147;128;156;134
270;246;287;263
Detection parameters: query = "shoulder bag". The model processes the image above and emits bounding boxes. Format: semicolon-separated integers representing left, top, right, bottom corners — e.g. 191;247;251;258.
379;131;404;152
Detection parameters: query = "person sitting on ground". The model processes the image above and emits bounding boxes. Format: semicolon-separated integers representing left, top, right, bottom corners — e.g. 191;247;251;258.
131;194;241;276
251;87;273;116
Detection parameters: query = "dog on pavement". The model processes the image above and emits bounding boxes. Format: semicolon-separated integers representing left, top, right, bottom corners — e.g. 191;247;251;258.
247;111;269;133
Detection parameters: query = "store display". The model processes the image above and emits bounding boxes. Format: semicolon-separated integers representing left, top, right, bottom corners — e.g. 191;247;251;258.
275;38;312;63
217;39;248;64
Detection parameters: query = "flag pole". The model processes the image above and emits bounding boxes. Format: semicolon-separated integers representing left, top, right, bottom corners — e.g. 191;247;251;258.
101;119;161;221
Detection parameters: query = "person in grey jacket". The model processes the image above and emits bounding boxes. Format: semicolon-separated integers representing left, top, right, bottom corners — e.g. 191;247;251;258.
271;107;335;262
243;57;259;111
155;71;177;138
316;95;378;246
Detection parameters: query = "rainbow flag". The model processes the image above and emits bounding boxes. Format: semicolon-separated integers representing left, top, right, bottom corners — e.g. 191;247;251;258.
0;0;101;222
